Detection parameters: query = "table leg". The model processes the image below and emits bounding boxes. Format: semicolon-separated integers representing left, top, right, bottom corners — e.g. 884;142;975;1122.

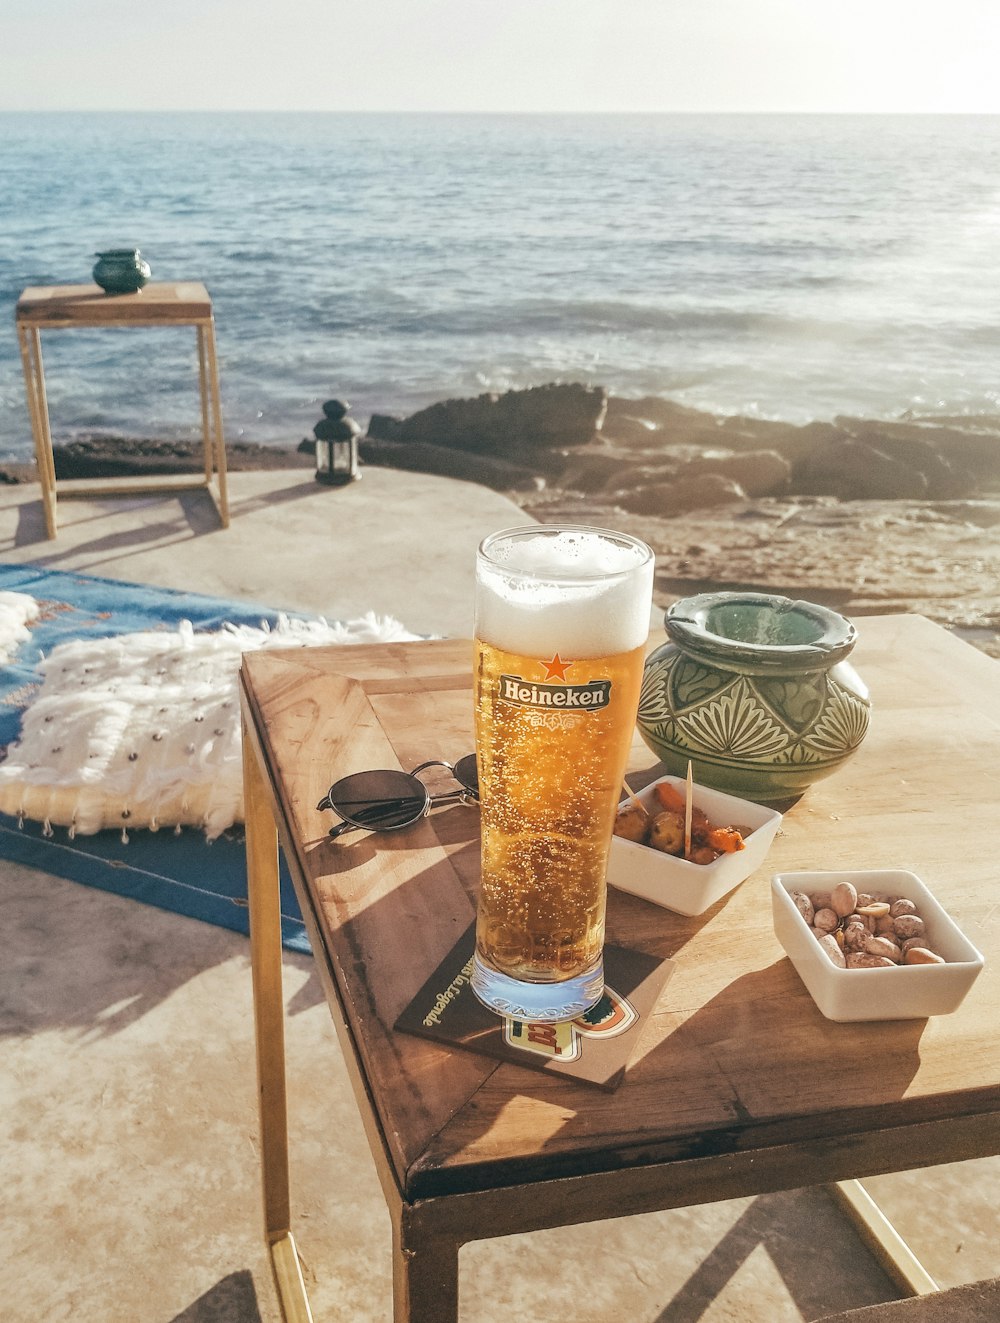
17;325;57;539
201;318;231;527
392;1204;460;1323
196;325;214;484
243;715;314;1323
830;1180;938;1296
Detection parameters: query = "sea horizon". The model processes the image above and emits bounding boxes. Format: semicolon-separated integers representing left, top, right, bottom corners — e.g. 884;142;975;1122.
2;110;999;460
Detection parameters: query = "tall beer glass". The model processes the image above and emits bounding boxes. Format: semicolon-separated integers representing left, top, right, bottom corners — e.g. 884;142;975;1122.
471;525;654;1021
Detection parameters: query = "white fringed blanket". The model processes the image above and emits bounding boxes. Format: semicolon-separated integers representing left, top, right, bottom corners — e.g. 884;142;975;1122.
0;591;40;665
0;611;418;840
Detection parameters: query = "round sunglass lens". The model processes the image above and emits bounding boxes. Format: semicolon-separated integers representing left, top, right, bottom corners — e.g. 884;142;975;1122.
453;754;479;796
326;770;428;830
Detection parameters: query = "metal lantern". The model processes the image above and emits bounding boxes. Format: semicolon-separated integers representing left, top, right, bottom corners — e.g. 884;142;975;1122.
314;402;361;486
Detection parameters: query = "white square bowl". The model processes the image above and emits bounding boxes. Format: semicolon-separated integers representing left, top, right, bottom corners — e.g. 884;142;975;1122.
606;775;782;916
772;869;985;1022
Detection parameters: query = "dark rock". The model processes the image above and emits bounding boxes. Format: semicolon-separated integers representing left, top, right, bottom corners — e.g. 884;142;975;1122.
794;439;929;500
618;474;747;517
559;451;637;494
604;395;708;430
848;432;972;498
322;399;349;420
393;383;607;455
48;437;312;479
359;437;541;491
680;449;792;498
367;414;404;441
770;420;847;466
297;437;315;455
314;416;360;441
600;413;670;448
836;417;986;491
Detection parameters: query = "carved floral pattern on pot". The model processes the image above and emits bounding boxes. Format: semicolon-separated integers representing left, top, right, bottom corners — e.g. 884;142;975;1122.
638;592;871;799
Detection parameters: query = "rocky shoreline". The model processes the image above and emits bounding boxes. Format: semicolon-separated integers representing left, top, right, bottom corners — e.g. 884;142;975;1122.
4;384;998;656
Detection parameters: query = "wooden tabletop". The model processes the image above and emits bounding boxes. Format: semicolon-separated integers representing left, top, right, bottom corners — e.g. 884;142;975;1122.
240;617;1000;1203
16;281;213;327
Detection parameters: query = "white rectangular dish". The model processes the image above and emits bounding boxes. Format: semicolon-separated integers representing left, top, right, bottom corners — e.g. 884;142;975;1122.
772;869;985;1022
607;775;782;916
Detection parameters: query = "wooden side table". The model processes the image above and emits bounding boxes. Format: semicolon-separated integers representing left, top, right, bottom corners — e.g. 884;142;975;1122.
15;281;230;538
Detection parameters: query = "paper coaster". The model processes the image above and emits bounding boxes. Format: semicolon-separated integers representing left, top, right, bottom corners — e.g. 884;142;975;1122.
395;924;674;1091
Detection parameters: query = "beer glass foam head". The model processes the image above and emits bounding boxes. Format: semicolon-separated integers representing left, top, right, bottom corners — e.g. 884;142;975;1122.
477;527;653;659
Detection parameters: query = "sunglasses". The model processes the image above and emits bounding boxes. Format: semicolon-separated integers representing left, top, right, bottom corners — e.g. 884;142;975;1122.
316;755;480;839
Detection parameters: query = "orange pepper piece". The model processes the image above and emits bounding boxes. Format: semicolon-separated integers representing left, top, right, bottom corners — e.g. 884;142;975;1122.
653;780;687;813
705;825;745;853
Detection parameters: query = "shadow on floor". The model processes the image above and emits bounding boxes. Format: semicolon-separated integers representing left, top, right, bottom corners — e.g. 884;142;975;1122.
168;1271;263;1323
652;1188;898;1322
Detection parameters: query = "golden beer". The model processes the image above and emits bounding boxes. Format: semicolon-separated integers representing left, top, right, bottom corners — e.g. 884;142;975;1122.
471;526;654;1021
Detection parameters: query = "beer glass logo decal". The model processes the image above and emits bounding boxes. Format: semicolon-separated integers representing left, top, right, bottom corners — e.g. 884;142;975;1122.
573;986;638;1038
498;654;612;713
504;1018;581;1060
502;987;638;1059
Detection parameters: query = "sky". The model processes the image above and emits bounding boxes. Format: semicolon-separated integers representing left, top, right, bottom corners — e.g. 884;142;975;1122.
1;0;998;114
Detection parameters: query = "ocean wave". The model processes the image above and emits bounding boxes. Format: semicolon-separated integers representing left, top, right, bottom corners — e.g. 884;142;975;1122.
2;112;1000;455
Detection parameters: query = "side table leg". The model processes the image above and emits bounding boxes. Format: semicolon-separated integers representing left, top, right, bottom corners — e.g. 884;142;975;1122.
243;715;314;1323
201;319;231;527
392;1204;460;1323
17;325;57;539
196;325;214;484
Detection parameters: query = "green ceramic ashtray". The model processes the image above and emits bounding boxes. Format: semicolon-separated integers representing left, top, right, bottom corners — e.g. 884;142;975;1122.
637;592;871;800
92;248;151;294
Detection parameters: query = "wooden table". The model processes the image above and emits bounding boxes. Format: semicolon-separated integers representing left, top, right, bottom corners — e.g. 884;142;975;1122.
239;617;999;1322
15;281;230;538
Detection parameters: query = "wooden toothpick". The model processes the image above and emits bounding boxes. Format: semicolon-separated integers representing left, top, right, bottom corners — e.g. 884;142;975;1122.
684;760;694;859
621;777;650;818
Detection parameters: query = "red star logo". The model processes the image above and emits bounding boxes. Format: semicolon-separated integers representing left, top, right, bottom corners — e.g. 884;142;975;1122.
542;653;573;681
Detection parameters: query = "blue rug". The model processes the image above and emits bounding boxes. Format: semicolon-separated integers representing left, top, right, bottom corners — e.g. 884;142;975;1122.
0;563;310;953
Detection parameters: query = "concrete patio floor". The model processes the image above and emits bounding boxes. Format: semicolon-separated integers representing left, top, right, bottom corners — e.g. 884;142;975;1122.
1;471;996;1323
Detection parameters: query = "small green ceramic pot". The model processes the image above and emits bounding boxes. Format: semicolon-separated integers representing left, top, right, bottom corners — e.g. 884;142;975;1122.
637;592;871;800
92;248;151;294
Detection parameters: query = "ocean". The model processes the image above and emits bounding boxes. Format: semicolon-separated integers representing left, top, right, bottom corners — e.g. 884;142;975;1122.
1;112;999;462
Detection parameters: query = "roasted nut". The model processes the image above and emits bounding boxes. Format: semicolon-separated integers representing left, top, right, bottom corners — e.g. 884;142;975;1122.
843;921;869;952
648;810;684;855
801;889;949;970
831;881;858;916
817;933;846;967
893;913;926;941
613;803;649;843
857;901;891;918
792;891;815;925
846;952;896;968
813;907;840;935
904;946;946;966
864;934;902;963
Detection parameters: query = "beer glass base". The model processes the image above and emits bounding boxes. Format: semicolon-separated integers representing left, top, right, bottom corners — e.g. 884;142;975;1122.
470;953;605;1023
